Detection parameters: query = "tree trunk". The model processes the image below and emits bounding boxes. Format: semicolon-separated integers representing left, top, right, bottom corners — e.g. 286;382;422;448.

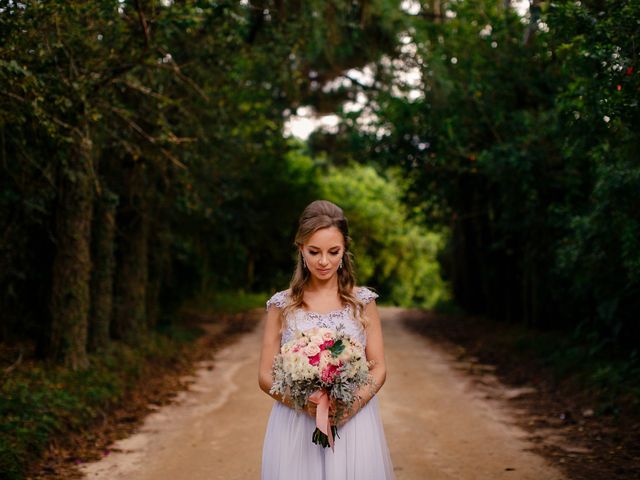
523;0;543;46
89;188;118;351
49;125;94;369
423;1;442;23
450;174;487;314
247;250;255;289
146;213;170;329
112;161;149;343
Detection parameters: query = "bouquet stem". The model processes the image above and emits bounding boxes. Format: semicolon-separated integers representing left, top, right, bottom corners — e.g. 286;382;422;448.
312;425;339;448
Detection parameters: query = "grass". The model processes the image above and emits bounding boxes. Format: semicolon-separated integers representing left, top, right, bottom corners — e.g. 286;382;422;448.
182;288;268;315
430;297;466;316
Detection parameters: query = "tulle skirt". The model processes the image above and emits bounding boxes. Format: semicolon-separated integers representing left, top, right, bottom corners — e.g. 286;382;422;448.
261;395;396;480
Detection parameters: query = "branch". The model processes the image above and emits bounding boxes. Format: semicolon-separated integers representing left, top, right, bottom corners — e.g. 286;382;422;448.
342;73;376;91
111;107;187;169
3;349;23;375
111;106;157;144
90;62;139;95
113;78;172;102
151;57;209;101
134;0;151;48
160;147;187;170
89;0;153;95
0;91;27;103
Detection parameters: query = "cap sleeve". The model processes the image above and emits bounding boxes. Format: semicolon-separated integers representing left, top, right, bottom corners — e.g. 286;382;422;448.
356;286;379;305
265;290;289;312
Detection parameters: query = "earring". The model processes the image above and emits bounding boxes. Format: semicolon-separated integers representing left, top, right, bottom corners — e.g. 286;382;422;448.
339;259;343;269
302;254;307;269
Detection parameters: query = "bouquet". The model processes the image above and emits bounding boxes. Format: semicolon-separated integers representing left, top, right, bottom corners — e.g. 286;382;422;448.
269;326;373;450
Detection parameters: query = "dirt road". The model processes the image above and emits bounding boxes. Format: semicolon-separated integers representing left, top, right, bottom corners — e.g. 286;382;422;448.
81;307;565;480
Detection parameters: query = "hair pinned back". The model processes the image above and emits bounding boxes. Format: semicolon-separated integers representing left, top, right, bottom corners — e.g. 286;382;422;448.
278;200;371;333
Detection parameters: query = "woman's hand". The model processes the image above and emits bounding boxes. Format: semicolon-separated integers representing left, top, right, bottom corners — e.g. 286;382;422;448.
329;397;361;427
304;399;318;419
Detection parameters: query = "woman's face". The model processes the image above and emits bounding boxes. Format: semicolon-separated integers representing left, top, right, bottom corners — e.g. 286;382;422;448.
300;227;344;279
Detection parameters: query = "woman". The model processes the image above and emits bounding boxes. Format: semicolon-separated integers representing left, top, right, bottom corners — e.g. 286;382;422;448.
258;199;396;480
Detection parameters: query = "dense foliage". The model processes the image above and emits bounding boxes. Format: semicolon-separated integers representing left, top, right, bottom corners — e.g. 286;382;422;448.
314;0;640;347
0;0;404;367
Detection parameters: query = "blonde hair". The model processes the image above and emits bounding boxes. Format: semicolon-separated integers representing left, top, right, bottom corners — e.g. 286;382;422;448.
278;200;372;333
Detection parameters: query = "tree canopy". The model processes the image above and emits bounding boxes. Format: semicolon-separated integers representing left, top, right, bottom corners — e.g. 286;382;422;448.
1;0;639;370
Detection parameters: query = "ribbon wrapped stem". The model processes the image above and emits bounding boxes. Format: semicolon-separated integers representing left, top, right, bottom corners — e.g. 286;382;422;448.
308;389;339;450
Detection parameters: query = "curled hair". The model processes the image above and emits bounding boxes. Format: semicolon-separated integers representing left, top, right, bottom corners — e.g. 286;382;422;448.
279;200;372;332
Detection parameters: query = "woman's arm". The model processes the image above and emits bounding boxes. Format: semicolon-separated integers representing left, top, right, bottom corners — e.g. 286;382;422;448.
333;300;387;426
258;305;316;416
258;305;281;394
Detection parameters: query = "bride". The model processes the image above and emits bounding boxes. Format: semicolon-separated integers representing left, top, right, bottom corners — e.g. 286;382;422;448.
258;199;396;480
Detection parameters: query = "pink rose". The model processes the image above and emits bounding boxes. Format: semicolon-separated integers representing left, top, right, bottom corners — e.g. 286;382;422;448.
308;353;321;366
321;364;339;383
321;339;334;349
304;343;321;357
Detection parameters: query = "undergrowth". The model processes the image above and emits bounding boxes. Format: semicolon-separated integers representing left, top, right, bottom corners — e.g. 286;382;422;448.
182;288;267;315
507;323;640;415
0;326;201;480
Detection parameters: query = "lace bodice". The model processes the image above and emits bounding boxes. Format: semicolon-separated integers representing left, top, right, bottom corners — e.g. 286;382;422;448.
265;286;379;348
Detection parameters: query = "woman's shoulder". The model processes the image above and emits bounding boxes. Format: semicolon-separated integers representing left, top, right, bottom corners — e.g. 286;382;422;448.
265;289;292;311
354;285;379;304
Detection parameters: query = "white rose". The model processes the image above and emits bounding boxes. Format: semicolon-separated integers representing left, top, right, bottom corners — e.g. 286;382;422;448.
317;350;331;369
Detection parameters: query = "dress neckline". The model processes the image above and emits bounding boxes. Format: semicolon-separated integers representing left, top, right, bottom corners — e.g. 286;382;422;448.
288;286;360;317
297;304;351;317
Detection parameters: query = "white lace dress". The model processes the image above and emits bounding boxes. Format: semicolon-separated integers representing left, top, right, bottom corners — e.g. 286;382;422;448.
261;286;396;480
